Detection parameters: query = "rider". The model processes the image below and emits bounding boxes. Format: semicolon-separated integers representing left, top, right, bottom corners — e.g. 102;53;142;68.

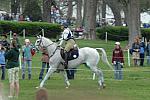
59;23;76;68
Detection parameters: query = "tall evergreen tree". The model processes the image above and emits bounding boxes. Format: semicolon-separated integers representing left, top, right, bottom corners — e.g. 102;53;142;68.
23;0;42;21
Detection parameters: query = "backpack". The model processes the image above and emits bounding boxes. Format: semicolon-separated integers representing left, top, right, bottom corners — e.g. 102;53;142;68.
31;48;35;56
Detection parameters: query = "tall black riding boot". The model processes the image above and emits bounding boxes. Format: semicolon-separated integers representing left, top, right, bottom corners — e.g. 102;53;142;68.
64;52;68;69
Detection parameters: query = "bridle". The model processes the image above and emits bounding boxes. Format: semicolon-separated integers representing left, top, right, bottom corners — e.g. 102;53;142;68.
36;37;58;58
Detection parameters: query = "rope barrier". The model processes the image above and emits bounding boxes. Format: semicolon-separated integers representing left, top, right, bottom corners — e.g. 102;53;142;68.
107;33;128;38
21;66;150;72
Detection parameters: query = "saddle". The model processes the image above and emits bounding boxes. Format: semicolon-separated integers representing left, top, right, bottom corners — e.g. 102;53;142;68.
60;47;79;61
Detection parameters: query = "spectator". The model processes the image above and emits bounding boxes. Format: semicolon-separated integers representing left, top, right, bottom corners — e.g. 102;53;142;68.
5;40;20;98
22;39;34;80
39;47;50;81
1;34;10;51
132;38;140;66
12;33;21;49
0;43;6;80
19;15;24;21
146;39;150;65
112;42;124;80
139;37;145;66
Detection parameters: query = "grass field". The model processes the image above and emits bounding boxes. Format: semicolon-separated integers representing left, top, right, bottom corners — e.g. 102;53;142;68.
1;37;150;100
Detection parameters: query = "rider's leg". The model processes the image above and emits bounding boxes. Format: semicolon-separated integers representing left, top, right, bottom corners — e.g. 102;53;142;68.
64;39;76;69
64;51;68;69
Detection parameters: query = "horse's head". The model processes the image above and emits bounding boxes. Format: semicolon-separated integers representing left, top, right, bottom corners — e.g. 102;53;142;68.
35;35;53;51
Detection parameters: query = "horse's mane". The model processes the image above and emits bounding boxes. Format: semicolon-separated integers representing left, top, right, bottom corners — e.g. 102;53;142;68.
42;37;53;44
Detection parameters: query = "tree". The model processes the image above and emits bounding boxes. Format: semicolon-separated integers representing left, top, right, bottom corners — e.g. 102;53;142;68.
119;0;141;46
76;0;82;27
42;0;52;22
128;0;141;45
84;0;98;39
0;0;11;12
105;0;122;26
67;0;73;25
23;0;42;21
11;0;20;15
82;0;87;27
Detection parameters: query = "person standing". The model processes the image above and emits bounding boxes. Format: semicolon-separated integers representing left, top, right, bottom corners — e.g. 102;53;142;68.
22;39;34;80
0;43;6;80
39;47;50;81
139;37;145;66
146;39;150;65
132;38;140;66
12;33;21;49
1;34;10;51
5;40;20;98
112;42;124;80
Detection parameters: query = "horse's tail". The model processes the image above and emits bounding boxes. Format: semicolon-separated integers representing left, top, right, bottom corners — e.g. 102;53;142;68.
96;48;113;70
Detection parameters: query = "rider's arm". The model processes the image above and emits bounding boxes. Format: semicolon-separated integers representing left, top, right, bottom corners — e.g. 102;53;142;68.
59;39;65;46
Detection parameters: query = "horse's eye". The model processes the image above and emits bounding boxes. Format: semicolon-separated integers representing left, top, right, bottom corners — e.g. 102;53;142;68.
37;41;40;43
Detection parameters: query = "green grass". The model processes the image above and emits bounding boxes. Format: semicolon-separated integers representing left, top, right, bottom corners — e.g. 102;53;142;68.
1;37;150;100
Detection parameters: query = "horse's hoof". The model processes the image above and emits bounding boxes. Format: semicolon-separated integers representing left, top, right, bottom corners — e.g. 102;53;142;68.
35;86;39;89
103;84;106;89
100;84;106;89
66;86;69;89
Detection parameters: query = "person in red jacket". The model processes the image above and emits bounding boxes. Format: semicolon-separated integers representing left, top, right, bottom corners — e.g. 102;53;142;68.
112;42;124;80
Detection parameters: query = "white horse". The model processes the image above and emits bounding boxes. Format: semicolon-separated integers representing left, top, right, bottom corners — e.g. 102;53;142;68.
35;36;113;89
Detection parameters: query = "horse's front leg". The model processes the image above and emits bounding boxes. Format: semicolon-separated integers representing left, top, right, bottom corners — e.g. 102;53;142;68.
60;70;70;88
40;67;56;88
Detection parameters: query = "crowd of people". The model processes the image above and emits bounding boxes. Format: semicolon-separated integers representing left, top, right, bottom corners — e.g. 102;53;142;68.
0;33;45;98
131;36;150;66
0;13;31;22
112;35;150;80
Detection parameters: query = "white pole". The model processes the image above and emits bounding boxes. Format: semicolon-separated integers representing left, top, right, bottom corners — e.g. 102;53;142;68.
92;73;96;80
10;31;12;40
23;29;26;39
127;49;130;66
145;37;147;46
105;32;107;43
19;49;22;69
142;37;144;42
42;29;44;37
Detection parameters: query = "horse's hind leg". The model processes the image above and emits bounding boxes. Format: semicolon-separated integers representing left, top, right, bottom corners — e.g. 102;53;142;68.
60;71;70;88
91;67;105;89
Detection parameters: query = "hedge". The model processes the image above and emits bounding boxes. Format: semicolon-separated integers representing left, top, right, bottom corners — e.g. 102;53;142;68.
97;26;150;41
0;21;62;38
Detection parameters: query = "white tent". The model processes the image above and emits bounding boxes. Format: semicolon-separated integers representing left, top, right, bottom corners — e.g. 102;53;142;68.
0;11;7;14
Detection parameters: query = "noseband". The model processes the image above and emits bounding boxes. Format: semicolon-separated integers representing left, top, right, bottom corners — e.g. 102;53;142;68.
36;38;54;48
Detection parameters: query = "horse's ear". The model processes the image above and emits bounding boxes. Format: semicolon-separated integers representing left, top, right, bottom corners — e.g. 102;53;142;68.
39;35;42;38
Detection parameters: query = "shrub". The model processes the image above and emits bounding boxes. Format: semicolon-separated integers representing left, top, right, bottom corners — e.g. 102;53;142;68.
141;28;150;40
0;21;62;38
97;26;150;41
0;25;3;34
